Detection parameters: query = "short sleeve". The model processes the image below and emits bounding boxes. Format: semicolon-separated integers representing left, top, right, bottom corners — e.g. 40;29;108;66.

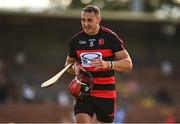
68;39;77;58
111;33;125;53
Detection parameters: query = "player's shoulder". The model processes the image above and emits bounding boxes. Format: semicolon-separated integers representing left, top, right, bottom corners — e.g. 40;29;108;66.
101;27;113;33
69;30;85;45
101;27;118;37
71;30;84;40
101;27;116;34
101;26;124;43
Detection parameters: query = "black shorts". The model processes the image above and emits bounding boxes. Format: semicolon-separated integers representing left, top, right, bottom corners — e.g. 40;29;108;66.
74;95;116;123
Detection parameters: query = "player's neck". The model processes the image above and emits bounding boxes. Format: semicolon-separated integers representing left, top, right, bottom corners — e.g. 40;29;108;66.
89;25;100;36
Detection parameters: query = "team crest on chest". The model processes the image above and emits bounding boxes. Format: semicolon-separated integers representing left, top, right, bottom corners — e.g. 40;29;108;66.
98;38;105;45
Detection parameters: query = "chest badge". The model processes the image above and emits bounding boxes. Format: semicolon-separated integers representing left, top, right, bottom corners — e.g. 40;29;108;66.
98;38;105;45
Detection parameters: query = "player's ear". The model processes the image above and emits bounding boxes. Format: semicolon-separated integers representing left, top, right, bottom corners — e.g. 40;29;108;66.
97;17;101;23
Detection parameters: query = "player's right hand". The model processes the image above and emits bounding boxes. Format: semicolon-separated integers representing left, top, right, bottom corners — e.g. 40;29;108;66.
91;59;110;70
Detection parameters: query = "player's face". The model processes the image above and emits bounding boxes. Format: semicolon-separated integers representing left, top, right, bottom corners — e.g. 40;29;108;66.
81;11;101;35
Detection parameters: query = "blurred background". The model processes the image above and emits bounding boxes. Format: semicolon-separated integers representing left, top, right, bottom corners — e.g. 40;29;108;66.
0;0;180;123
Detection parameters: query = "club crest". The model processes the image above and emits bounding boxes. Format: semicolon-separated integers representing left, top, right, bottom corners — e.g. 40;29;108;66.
98;38;104;45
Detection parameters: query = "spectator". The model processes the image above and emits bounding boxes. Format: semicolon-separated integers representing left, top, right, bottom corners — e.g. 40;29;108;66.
22;83;36;103
160;60;173;76
156;87;172;105
0;60;9;104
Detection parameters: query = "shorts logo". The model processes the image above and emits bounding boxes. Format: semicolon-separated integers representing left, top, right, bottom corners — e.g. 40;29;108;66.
80;52;102;67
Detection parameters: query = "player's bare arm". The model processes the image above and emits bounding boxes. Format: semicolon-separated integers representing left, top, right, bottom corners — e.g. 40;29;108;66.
91;49;132;72
65;55;76;75
113;49;132;72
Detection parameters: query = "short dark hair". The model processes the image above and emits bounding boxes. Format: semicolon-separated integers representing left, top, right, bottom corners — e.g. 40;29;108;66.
82;5;100;17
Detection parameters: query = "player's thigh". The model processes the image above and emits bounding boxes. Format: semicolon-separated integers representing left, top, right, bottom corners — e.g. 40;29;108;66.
95;97;115;123
75;113;92;123
74;96;94;121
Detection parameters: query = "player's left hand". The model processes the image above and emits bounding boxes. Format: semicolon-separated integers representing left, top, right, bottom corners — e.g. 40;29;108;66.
91;59;110;70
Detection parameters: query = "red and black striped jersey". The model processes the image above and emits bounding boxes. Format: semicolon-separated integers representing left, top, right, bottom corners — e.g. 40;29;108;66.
68;26;125;98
